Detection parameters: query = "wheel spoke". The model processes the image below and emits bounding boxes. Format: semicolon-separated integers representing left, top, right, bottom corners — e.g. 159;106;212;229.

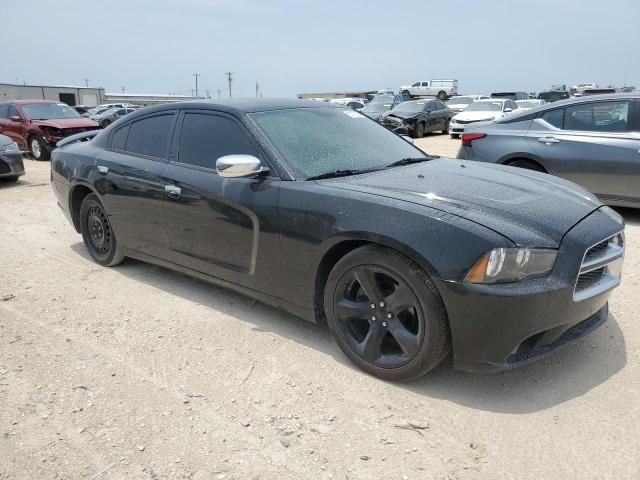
357;323;385;363
335;298;373;321
385;283;415;315
386;317;420;358
353;267;383;302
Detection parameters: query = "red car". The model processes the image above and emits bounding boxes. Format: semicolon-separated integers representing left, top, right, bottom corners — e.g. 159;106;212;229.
0;100;100;160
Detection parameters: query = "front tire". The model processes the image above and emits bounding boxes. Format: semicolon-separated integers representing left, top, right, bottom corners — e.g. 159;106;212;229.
324;245;450;381
29;136;50;161
80;194;124;266
1;176;19;183
411;122;425;138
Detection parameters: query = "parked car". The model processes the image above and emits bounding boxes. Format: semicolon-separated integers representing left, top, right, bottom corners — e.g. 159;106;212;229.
375;88;395;96
400;80;458;100
490;91;530;101
73;105;93;116
51;98;624;380
329;98;366;110
92;107;138;128
445;95;490;113
361;96;396;121
378;99;454;137
515;99;547;110
538;90;570;103
0;133;24;182
570;83;599;96
0;100;100;160
449;99;518;138
456;94;639;208
583;88;617;96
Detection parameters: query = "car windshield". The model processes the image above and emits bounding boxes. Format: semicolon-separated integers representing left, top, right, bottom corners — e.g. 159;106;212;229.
362;103;392;113
517;100;541;108
391;101;425;113
22;103;81;120
465;101;503;112
250;107;427;179
370;95;395;104
446;97;473;105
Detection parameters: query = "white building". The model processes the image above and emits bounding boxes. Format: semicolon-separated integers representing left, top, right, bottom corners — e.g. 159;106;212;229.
0;82;105;106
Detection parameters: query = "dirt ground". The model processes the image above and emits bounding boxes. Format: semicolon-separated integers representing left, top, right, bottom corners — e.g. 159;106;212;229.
1;135;639;479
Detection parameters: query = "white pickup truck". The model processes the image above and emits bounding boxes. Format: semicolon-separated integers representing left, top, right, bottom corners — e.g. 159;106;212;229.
400;80;458;100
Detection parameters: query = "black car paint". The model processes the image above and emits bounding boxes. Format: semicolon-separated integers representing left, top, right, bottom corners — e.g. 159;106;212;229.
0;134;24;179
51;99;624;373
378;101;454;136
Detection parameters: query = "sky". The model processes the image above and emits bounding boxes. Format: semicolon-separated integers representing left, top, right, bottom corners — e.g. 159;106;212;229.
1;0;638;98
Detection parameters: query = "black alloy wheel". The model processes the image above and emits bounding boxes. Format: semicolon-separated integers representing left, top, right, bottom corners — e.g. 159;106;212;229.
79;193;124;266
325;245;450;380
412;122;425;138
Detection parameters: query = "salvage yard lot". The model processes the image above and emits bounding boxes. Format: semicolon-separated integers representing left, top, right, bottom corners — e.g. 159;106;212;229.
1;136;639;479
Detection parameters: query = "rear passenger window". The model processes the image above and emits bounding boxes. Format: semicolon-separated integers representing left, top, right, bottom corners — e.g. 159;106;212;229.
110;125;129;150
125;114;174;159
177;113;259;169
542;109;564;129
564;101;630;132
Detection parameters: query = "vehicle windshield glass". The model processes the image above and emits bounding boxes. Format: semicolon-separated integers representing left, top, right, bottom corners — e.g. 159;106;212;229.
370;95;395;104
22;103;81;120
391;101;425;113
465;101;503;112
446;97;473;105
517;101;540;108
250;107;427;179
362;103;392;113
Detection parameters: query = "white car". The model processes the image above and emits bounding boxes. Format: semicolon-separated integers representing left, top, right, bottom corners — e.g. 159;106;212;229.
400;80;458;100
448;98;519;138
329;98;366;110
445;95;490;113
515;99;547;111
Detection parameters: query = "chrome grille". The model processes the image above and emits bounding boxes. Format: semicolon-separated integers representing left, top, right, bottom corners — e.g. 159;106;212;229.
574;232;624;301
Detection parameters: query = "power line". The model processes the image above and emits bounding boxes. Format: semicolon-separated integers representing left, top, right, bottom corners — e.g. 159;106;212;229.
193;72;201;97
225;72;233;98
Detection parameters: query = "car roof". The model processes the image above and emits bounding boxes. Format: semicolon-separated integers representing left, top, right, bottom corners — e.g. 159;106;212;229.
1;99;59;105
476;98;506;103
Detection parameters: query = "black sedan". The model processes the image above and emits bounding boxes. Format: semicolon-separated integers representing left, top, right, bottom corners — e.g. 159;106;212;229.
0;134;24;182
378;99;454;138
51;99;624;380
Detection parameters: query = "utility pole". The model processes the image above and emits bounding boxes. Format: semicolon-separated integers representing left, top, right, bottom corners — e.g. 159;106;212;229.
205;90;210;99
191;89;195;97
225;72;233;98
193;72;201;97
217;89;221;99
83;77;89;87
120;86;126;94
255;81;259;97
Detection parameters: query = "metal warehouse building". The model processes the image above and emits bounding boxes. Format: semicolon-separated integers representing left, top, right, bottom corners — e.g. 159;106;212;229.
0;82;105;106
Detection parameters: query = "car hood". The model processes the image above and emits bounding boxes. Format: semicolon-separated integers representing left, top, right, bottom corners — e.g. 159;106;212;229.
381;111;420;120
453;111;502;121
319;159;601;248
31;118;100;129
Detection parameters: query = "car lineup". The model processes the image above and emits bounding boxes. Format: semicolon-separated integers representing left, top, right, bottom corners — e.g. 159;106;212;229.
449;98;519;138
90;107;138;128
445;95;490;113
458;93;640;208
515;99;547;110
378;99;454;137
50;98;624;381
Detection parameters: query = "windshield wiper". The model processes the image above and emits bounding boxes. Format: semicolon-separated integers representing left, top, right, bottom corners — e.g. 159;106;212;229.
385;156;437;168
306;168;380;181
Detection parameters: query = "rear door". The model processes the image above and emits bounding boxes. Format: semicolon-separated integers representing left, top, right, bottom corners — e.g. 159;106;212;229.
161;110;281;295
1;105;27;146
95;112;176;258
529;99;640;202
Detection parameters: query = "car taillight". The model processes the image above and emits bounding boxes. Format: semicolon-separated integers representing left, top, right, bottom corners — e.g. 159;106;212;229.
461;133;486;147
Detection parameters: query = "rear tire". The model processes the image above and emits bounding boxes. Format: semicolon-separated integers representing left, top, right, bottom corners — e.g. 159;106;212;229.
506;158;546;173
437;91;447;101
101;119;112;128
402;90;411;99
80;193;124;267
324;245;450;381
442;120;450;134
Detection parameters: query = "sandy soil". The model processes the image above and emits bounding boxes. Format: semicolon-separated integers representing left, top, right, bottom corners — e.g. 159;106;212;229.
1;136;639;479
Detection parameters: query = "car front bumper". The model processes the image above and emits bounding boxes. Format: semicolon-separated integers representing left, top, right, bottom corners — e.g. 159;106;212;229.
0;150;25;178
435;206;624;373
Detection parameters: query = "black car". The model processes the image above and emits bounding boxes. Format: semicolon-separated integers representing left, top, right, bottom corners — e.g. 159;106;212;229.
378;99;454;137
0;133;24;182
538;90;570;103
51;99;624;381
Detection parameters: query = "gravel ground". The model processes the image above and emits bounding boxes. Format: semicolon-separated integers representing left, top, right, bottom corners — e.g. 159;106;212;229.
1;137;639;479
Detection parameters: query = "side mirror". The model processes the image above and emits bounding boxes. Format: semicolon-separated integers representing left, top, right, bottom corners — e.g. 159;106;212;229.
216;154;266;178
9;115;24;123
504;107;513;113
401;135;414;144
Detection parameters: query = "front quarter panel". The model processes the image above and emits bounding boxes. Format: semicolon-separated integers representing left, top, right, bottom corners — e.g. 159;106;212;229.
278;182;513;311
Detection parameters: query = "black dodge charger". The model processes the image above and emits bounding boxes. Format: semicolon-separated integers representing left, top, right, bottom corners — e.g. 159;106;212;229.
51;99;625;381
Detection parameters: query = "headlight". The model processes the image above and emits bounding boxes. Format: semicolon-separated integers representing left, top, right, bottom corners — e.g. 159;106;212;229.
0;142;20;153
464;248;557;284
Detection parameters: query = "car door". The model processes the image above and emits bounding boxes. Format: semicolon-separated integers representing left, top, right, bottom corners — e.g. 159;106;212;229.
423;101;438;131
161;110;281;296
94;112;176;258
529;99;640;202
1;104;27;147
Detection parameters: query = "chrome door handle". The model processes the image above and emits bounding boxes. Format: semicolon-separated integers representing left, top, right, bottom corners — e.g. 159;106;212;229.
538;137;560;144
164;184;181;196
96;165;109;174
